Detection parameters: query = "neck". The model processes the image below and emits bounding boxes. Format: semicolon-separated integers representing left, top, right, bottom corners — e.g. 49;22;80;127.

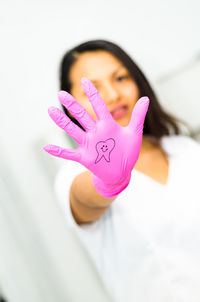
141;136;158;153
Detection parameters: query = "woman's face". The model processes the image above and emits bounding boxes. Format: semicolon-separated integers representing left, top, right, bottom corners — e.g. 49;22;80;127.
69;50;140;127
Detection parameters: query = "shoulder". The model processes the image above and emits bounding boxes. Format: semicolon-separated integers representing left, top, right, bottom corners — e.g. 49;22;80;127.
55;160;87;194
160;134;200;157
54;161;87;212
55;160;87;184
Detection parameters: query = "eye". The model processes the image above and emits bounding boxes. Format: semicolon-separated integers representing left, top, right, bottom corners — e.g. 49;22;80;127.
116;75;128;82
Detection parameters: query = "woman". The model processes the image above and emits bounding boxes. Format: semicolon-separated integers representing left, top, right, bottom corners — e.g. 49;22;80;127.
44;40;200;301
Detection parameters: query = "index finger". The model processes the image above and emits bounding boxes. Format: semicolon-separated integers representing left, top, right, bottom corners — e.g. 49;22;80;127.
58;90;96;131
81;77;113;121
48;106;86;145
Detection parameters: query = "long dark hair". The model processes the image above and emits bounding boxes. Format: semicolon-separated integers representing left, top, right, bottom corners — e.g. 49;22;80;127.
59;39;189;143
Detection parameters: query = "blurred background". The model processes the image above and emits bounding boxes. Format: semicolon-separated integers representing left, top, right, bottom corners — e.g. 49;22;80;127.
0;0;200;301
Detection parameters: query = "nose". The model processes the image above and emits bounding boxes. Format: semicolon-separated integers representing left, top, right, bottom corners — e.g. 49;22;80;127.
101;83;120;105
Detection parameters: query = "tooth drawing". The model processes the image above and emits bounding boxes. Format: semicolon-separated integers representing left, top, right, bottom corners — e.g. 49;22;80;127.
95;138;115;164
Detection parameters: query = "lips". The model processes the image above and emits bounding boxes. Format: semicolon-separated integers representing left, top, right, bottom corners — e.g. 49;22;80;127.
110;104;128;119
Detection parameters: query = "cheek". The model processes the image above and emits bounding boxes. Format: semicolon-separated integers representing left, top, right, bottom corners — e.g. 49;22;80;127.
123;82;140;100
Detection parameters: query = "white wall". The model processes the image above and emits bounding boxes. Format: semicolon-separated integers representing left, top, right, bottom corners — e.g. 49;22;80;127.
1;0;200;169
0;0;200;300
1;0;200;186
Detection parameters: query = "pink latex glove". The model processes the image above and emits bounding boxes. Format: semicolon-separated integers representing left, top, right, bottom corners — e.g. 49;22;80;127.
44;77;149;198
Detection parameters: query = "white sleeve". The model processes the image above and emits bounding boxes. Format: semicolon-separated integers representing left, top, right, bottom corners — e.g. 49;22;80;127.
53;159;113;261
54;160;110;233
54;160;87;230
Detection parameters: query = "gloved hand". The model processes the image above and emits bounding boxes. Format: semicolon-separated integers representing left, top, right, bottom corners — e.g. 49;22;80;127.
44;77;149;198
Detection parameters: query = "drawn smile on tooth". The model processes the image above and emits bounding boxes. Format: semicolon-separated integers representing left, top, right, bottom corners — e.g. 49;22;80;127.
95;138;115;164
101;145;108;152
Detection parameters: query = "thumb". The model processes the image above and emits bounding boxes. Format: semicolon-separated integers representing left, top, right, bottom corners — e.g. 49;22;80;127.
43;144;81;162
128;96;150;135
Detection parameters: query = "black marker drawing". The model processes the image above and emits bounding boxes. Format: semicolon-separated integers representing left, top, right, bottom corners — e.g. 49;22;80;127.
95;138;115;164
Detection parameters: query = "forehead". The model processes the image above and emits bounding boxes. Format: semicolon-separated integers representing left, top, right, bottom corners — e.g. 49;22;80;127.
69;50;126;84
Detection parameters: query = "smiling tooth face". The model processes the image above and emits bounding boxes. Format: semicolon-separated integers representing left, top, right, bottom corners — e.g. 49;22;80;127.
95;138;115;164
101;145;108;152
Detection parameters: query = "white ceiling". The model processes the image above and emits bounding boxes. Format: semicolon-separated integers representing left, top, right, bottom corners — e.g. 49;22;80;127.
1;0;199;79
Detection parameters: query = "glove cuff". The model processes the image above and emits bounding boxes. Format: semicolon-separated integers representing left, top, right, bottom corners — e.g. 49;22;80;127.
92;174;131;198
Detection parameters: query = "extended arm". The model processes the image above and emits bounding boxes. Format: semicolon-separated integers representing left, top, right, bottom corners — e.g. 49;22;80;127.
70;171;117;225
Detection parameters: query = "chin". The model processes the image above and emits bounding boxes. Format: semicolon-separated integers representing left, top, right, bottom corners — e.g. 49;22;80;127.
118;119;130;127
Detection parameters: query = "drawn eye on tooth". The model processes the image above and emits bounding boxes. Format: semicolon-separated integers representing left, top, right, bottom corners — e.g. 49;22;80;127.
101;145;108;152
95;138;115;164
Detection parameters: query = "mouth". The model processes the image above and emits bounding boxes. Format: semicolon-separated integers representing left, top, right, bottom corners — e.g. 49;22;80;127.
110;105;128;119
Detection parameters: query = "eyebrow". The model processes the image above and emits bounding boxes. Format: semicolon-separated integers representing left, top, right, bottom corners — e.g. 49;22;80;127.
90;65;125;83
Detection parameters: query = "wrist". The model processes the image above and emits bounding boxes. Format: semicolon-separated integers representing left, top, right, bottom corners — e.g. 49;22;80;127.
92;173;131;198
